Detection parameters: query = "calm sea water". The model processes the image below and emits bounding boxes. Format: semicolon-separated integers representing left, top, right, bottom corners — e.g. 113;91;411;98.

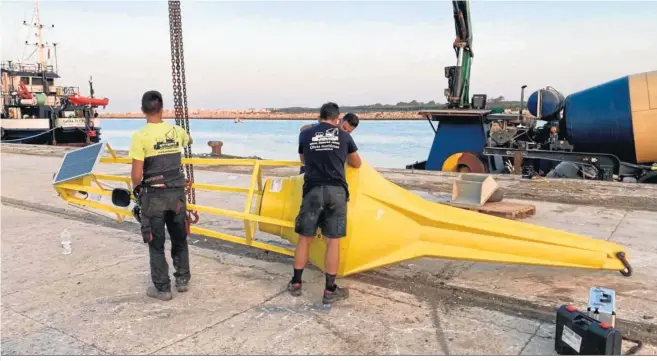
100;118;436;169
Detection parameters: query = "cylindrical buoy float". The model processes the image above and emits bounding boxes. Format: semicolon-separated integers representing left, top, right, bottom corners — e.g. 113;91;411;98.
527;87;565;121
19;93;47;106
34;93;47;106
20;99;37;106
563;70;657;164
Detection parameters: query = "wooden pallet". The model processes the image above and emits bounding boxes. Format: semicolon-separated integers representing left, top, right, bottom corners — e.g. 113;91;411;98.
443;201;537;220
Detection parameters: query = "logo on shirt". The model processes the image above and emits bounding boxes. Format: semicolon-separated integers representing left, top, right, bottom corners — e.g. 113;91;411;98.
310;128;340;152
154;128;180;150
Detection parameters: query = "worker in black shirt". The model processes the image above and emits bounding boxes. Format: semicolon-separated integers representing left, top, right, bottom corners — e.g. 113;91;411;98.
288;102;361;304
298;112;359;174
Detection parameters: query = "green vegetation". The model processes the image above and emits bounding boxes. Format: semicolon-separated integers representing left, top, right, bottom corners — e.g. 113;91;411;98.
271;96;523;113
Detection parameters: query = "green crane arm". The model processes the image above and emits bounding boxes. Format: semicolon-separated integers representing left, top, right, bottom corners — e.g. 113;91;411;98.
445;0;473;109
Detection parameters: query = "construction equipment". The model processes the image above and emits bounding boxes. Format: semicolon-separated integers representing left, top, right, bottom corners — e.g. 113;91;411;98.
408;1;657;184
445;1;477;109
52;143;633;278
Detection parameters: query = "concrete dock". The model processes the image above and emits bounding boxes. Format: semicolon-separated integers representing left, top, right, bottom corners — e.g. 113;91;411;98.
1;149;656;355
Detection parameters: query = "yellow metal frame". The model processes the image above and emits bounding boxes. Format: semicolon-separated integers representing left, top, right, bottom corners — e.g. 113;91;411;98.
53;143;302;257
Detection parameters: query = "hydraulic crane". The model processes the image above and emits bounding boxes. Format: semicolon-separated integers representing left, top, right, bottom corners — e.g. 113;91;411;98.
409;0;657;183
445;0;474;109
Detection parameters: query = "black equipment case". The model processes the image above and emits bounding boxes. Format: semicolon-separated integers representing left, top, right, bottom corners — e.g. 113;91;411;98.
555;305;622;355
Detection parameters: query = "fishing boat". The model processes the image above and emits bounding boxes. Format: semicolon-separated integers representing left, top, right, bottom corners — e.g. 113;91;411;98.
0;1;108;146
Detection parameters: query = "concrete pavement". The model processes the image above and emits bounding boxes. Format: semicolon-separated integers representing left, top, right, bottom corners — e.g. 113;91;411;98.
0;205;570;355
1;151;656;355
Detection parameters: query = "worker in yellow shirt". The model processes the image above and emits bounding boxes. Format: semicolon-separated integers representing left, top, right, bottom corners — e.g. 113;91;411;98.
128;90;194;301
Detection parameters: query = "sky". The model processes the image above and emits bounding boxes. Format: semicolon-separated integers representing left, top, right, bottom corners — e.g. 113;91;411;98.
2;0;657;112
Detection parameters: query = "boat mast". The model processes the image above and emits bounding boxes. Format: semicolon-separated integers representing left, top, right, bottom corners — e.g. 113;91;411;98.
23;0;55;72
35;0;45;69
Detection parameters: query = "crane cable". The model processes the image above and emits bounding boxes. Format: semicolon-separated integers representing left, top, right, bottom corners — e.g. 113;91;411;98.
168;0;198;224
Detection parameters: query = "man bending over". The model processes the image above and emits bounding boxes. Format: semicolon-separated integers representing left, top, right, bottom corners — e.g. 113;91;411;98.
339;112;359;134
289;102;361;304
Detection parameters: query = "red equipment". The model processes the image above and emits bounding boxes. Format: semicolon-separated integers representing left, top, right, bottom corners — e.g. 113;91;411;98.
18;81;33;99
68;94;109;107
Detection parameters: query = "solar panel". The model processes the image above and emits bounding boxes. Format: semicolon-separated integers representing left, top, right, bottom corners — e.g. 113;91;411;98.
52;142;105;185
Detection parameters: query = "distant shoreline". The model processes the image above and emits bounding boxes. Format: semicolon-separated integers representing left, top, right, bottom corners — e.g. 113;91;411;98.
99;110;426;121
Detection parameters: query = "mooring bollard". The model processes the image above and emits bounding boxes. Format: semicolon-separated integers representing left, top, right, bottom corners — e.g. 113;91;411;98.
207;141;223;156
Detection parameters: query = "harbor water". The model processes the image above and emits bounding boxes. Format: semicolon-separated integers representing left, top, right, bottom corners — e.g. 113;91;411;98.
100;118;435;169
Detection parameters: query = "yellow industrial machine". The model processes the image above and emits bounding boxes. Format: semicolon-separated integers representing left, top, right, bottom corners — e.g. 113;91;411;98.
52;143;633;278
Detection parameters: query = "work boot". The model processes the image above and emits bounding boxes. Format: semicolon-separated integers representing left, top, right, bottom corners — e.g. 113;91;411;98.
147;286;173;301
175;278;189;293
323;285;349;304
287;281;302;297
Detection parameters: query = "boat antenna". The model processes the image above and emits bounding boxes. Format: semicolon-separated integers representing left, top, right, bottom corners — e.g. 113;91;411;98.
89;76;95;99
53;42;59;73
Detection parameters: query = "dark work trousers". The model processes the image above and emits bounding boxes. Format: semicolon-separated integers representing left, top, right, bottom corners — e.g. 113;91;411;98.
139;186;191;292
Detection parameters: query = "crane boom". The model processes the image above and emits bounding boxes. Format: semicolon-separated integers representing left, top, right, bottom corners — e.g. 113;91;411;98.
445;0;474;109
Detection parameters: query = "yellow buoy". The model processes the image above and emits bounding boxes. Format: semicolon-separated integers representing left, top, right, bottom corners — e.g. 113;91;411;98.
52;144;632;279
258;160;631;277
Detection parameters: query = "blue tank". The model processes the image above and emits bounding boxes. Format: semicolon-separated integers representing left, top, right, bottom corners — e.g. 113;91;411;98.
527;87;565;120
563;71;656;164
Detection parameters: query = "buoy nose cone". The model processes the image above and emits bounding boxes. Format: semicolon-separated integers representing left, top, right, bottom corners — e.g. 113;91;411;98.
258;161;630;277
